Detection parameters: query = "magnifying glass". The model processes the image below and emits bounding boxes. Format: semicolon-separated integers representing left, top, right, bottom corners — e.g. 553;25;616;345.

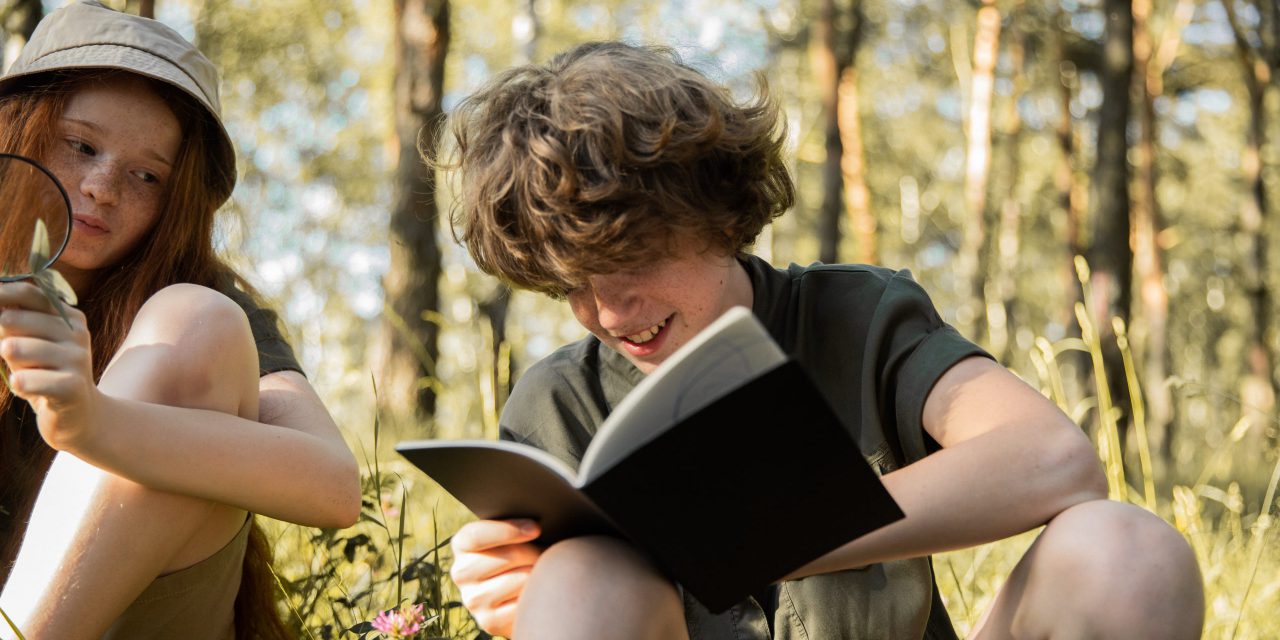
1;152;73;281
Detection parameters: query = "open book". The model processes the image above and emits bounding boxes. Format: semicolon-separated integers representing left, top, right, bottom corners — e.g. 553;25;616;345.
396;306;904;613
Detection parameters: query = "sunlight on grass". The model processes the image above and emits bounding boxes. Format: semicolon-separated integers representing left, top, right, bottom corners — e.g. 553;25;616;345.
270;275;1278;638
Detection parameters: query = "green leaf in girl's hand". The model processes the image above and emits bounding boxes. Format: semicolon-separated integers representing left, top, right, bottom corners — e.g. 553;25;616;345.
28;217;51;274
27;219;77;328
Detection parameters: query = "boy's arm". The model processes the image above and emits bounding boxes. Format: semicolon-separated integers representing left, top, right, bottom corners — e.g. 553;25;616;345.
787;356;1107;578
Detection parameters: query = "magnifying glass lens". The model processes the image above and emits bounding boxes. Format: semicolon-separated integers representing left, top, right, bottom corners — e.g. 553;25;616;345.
1;154;73;281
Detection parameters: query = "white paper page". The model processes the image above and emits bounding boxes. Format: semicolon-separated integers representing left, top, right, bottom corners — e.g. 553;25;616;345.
579;306;786;482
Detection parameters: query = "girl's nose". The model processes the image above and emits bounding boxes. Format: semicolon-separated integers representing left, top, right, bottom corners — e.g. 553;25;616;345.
80;163;121;206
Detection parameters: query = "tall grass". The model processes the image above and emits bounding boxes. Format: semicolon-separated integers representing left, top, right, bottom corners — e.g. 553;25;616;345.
938;259;1280;639
269;260;1277;637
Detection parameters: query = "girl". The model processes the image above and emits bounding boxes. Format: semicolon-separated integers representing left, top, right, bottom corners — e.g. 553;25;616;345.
0;2;359;638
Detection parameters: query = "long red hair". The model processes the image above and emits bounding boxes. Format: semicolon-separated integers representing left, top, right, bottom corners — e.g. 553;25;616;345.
0;70;292;639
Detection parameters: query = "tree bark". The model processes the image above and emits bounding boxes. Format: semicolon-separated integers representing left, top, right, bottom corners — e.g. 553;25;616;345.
125;0;155;18
989;2;1026;363
839;2;873;265
1055;16;1085;338
1087;0;1134;432
1132;0;1194;462
1223;0;1278;436
381;0;449;422
957;0;1001;343
1;0;41;70
813;0;844;264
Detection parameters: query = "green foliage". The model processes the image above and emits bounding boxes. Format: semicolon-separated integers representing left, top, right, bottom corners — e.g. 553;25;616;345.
264;398;486;639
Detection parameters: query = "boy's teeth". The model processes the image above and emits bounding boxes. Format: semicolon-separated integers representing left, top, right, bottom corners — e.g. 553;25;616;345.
626;318;667;344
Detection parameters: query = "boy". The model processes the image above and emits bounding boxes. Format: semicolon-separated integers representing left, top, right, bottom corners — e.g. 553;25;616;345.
442;42;1203;639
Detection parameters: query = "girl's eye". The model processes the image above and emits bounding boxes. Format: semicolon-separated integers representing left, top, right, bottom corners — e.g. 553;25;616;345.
134;170;160;185
68;139;95;156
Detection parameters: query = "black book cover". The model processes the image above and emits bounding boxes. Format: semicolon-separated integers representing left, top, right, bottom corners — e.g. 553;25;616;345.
581;359;904;613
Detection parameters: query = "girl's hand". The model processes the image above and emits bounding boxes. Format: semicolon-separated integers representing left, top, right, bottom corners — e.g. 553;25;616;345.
450;518;543;637
0;281;98;451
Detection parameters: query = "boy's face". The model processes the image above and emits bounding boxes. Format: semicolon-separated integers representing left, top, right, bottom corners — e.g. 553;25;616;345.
567;233;753;375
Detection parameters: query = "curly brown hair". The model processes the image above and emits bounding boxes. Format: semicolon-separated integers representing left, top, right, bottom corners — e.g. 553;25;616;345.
441;41;795;296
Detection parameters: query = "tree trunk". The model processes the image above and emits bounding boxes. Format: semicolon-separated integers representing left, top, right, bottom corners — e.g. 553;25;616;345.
989;2;1026;363
381;0;449;423
1132;0;1194;463
1223;0;1278;439
813;0;843;264
1087;0;1134;432
1055;17;1084;339
125;0;155;18
957;0;1000;343
839;2;873;265
1;0;41;70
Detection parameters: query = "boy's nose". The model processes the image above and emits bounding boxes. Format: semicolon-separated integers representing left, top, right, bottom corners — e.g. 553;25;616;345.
589;275;642;328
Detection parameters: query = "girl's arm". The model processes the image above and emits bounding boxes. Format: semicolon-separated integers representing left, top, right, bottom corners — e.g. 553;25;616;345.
0;281;360;529
85;369;361;528
788;356;1108;577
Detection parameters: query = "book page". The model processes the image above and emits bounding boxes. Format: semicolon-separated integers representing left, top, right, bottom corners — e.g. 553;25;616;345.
578;306;786;482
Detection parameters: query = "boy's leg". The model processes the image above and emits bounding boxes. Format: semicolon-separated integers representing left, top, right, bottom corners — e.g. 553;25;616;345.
514;536;690;640
970;499;1203;640
4;285;260;639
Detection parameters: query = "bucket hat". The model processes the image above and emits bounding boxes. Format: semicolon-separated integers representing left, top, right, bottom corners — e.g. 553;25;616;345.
0;0;236;199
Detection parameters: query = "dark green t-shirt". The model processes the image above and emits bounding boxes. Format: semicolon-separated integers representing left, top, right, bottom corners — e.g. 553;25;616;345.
0;282;301;588
499;255;990;640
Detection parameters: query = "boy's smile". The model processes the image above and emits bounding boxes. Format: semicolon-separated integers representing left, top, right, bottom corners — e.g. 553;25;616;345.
567;234;753;375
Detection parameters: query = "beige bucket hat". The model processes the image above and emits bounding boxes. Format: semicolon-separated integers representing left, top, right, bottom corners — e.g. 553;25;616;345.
0;0;236;198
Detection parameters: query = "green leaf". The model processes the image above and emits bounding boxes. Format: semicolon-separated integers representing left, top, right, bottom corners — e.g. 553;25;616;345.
34;272;74;329
0;602;26;640
29;218;50;274
43;267;77;305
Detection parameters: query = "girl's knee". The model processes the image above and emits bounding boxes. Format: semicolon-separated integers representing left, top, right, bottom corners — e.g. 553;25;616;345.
105;284;258;413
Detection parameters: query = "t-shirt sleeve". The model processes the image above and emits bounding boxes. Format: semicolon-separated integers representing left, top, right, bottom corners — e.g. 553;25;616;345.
219;284;305;378
498;357;602;470
867;270;991;464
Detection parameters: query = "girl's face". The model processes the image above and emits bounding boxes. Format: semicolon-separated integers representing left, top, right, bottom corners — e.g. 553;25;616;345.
567;233;754;375
47;74;181;289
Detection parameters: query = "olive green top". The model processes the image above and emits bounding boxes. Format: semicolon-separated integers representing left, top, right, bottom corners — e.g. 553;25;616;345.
0;281;302;634
499;255;990;639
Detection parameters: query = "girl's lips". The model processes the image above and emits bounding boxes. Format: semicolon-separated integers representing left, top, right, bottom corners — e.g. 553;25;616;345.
72;215;108;236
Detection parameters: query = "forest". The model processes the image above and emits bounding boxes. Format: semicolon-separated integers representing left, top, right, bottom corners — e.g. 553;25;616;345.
2;0;1278;637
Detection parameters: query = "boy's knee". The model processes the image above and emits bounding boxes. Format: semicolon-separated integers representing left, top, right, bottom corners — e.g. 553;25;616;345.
1039;500;1203;635
518;536;685;639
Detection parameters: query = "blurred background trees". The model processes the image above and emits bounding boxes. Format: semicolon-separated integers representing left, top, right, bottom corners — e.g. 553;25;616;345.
50;0;1279;557
7;0;1279;635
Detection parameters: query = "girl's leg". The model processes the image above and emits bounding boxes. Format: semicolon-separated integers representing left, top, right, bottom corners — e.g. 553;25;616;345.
513;535;690;640
5;285;260;639
969;499;1203;640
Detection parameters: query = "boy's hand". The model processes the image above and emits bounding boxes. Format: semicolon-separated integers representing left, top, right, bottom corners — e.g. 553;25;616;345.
450;518;543;637
0;281;98;452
